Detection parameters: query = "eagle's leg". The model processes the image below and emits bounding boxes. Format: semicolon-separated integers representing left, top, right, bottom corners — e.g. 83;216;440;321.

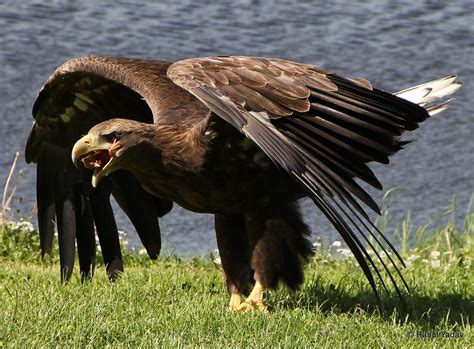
236;279;267;312
237;202;314;312
214;214;252;311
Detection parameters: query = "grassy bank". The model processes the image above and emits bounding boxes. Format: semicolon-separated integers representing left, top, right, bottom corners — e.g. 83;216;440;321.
0;208;472;347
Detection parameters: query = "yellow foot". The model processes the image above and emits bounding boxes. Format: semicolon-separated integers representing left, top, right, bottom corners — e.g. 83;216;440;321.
228;293;242;312
235;281;268;313
236;299;268;312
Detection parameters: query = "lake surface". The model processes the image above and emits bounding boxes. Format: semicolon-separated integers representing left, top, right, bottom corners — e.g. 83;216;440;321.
0;0;472;256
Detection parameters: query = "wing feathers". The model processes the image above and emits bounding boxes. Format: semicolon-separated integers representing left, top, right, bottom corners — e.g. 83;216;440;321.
36;149;57;257
111;171;171;259
309;89;407;132
254;84;311;114
75;185;96;281
168;55;443;298
295;174;382;298
89;179;124;282
233;68;268;87
266;75;310;98
280;122;381;189
27;56;183;280
220;84;293;116
54;164;77;282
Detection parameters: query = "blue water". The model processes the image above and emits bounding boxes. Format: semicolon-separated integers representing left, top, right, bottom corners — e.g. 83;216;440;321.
0;0;472;256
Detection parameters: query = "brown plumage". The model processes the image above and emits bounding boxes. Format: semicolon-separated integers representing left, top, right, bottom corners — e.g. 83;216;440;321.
26;55;461;309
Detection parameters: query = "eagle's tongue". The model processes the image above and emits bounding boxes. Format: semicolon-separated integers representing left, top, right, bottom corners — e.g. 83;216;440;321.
82;150;110;170
90;151;114;188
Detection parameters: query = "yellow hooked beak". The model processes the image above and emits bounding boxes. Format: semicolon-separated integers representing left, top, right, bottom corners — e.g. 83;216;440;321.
72;134;119;187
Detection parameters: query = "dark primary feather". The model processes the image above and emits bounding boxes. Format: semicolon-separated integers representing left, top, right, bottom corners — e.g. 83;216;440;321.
74;180;96;281
111;171;170;258
89;177;124;281
36;148;57;256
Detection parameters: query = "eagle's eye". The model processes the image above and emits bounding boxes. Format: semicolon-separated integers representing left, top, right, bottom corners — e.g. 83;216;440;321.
103;132;119;143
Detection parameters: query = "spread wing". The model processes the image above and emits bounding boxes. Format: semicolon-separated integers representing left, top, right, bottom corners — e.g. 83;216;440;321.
25;56;183;281
168;55;432;298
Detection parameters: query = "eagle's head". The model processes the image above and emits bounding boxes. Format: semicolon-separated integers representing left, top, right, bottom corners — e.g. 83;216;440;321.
72;118;155;187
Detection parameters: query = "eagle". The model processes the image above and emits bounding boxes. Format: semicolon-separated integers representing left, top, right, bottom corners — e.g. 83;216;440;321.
25;55;460;311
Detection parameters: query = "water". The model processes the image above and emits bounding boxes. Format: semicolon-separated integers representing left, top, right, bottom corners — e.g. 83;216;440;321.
0;0;473;256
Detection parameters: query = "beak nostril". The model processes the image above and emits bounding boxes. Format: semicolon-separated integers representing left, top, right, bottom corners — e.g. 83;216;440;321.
84;141;90;145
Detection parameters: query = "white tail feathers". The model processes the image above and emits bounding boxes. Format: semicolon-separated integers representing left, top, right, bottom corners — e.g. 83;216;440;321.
395;75;462;116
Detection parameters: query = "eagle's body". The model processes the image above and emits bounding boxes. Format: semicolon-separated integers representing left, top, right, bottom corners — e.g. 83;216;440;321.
26;55;461;310
122;119;303;214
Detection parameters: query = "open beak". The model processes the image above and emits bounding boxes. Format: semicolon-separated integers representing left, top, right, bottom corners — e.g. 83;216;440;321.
72;134;119;187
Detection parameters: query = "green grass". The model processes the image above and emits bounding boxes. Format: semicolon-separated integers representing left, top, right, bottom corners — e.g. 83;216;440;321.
0;206;472;347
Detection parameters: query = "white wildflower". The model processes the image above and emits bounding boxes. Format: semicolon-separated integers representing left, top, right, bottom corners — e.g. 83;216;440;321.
336;248;353;258
212;249;221;265
313;242;322;247
406;254;421;267
431;260;441;268
17;220;35;232
407;255;420;262
430;251;440;259
138;248;147;255
332;241;342;248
